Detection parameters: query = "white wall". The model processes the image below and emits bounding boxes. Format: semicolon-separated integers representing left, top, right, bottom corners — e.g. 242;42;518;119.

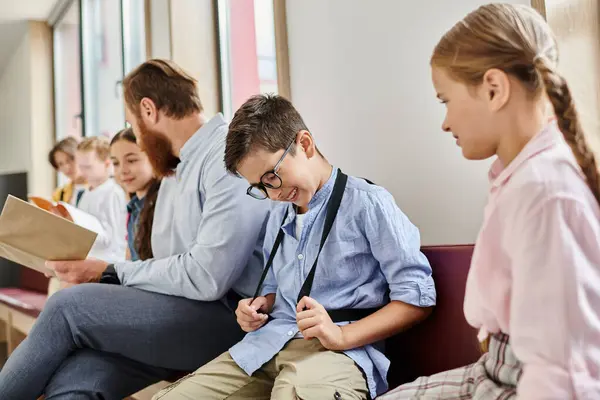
170;0;220;116
149;0;171;60
0;21;54;197
286;0;529;245
0;24;31;178
546;0;600;153
28;21;55;198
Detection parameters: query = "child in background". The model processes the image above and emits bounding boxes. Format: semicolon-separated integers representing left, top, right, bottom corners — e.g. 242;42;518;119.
76;137;127;263
381;4;600;399
47;137;88;296
48;137;86;206
110;128;160;261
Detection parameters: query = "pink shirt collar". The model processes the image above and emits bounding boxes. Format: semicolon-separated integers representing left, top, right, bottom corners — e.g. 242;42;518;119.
489;122;561;189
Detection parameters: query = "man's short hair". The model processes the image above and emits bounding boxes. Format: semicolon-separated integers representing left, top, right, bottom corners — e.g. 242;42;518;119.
122;59;203;119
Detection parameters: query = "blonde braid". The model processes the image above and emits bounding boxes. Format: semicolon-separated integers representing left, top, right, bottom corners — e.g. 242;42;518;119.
535;57;600;205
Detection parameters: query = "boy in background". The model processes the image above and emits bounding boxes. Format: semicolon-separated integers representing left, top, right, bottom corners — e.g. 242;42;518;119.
76;136;127;263
48;137;86;206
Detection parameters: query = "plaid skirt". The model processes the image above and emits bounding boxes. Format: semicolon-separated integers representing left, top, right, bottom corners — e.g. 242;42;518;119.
378;333;522;399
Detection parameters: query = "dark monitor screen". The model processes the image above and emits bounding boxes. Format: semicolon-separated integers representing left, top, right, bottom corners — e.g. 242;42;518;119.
0;172;28;287
0;171;28;208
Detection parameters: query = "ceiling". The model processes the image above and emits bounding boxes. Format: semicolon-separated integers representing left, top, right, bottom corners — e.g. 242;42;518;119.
0;22;28;73
0;0;60;76
0;0;59;22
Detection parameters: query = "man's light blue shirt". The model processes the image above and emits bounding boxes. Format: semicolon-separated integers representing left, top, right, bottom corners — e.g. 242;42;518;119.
115;114;270;301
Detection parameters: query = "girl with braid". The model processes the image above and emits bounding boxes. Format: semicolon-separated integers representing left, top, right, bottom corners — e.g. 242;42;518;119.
380;3;600;399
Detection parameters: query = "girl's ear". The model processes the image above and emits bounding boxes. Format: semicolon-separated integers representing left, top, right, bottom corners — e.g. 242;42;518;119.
481;68;511;112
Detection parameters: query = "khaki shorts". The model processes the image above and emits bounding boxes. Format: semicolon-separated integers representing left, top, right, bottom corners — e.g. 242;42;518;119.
153;338;369;400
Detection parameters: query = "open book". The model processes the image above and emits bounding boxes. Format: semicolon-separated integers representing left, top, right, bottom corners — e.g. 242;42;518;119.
28;195;105;235
0;196;97;276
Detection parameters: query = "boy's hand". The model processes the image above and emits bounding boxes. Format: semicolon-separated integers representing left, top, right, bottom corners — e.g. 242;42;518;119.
296;296;346;351
236;297;270;332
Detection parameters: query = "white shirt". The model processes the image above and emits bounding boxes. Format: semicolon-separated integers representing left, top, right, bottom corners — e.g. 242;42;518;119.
70;184;86;206
295;212;305;240
78;178;127;263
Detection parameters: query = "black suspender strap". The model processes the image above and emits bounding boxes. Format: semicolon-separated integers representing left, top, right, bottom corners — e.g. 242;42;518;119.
75;189;85;207
252;207;289;300
252;169;381;322
296;170;347;302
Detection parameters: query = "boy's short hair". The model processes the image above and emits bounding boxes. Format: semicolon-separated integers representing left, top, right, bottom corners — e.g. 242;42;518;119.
225;94;309;175
48;136;79;169
77;136;111;161
122;59;203;119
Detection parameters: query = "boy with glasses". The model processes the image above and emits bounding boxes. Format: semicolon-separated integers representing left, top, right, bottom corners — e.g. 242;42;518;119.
155;94;436;400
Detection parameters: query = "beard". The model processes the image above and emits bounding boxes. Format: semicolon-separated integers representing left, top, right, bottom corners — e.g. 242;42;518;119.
137;119;180;178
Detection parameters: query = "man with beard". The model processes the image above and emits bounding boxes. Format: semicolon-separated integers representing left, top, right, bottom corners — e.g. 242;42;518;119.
0;59;270;399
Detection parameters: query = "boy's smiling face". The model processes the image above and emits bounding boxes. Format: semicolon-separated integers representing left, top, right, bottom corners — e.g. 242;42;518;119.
76;150;111;188
237;131;323;212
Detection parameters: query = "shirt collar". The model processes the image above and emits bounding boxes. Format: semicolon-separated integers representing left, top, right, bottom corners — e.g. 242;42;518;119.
179;113;227;162
89;178;114;192
489;122;560;188
282;167;338;228
127;194;145;214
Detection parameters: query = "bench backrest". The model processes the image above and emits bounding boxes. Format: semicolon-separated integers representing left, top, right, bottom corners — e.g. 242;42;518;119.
385;244;480;388
19;266;49;294
15;244;481;386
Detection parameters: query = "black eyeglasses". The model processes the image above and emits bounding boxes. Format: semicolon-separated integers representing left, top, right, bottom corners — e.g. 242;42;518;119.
247;141;295;200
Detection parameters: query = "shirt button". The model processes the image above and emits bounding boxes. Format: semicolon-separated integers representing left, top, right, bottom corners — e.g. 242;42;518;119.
287;330;294;336
297;254;304;260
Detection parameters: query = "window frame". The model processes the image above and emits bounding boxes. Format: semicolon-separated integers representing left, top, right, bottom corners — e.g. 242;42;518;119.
214;0;292;118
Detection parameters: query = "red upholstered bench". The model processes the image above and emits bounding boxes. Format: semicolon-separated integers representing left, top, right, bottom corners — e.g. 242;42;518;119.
0;288;47;318
0;245;479;399
0;267;49;354
0;267;49;318
385;244;480;390
143;245;480;399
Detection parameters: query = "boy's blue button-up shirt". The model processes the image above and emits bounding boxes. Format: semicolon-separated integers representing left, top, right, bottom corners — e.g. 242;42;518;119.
230;168;436;397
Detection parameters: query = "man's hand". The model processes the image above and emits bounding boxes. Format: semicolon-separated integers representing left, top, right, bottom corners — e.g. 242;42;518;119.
235;296;273;332
296;296;346;351
59;281;76;290
46;259;108;284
